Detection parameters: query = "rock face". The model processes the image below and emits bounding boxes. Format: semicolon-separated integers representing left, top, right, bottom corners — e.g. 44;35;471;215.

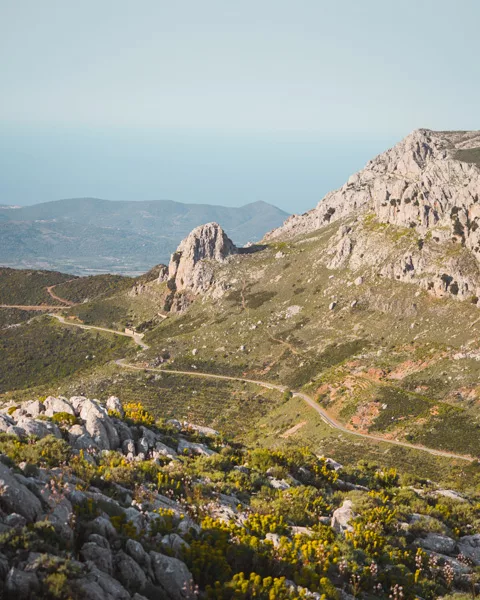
331;499;356;535
0;462;42;522
266;130;480;301
0;393;217;600
168;222;237;295
267;129;480;243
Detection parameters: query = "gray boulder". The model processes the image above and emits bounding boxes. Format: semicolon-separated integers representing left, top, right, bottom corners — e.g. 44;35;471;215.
89;516;118;540
153;441;178;459
15;417;61;439
5;567;39;600
122;439;136;455
0;413;14;432
76;398;119;450
88;533;111;549
136;437;150;455
44;396;75;417
418;533;457;555
113;420;133;444
44;497;74;542
114;550;148;592
161;533;190;557
68;424;98;450
331;500;356;535
0;462;42;522
5;513;27;528
106;396;124;417
178;438;216;456
140;426;157;448
125;539;153;578
81;541;114;575
22;400;44;418
457;534;480;565
150;551;194;600
0;552;8;580
124;507;147;534
73;566;130;600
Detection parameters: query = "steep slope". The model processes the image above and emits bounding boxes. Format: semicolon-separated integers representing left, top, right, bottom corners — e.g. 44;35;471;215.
264;129;480;302
1;394;478;600
267;129;480;242
0;198;288;275
4;130;480;464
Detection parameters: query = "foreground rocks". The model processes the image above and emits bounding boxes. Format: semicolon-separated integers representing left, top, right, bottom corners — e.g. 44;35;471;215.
0;393;478;599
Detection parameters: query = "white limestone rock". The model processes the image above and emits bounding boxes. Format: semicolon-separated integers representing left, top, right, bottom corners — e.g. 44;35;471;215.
168;222;237;295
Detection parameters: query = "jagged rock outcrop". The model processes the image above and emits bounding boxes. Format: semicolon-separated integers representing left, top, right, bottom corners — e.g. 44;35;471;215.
168;222;237;294
267;129;480;301
162;222;237;311
267;129;480;243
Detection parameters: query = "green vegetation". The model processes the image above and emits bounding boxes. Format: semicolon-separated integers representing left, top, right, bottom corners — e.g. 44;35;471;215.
54;369;283;438
0;267;73;305
53;274;132;303
2;418;479;599
0;317;130;393
0;306;36;328
455;147;480;166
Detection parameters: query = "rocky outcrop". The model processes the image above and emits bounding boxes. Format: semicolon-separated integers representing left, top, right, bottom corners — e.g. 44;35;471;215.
0;394;218;600
266;129;480;302
0;462;42;522
150;552;194;599
331;499;356;535
267;129;480;243
168;222;237;295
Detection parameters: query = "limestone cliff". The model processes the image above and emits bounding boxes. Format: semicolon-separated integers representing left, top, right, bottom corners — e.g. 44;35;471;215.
267;129;480;248
266;129;480;302
168;222;237;295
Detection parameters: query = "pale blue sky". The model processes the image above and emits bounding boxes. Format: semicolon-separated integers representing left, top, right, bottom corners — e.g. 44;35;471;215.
1;0;478;211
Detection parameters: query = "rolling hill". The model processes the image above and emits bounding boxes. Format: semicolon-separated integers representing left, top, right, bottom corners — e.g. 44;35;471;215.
0;198;288;275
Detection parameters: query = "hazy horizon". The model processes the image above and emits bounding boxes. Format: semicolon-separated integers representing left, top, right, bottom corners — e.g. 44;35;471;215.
0;125;397;212
1;0;478;213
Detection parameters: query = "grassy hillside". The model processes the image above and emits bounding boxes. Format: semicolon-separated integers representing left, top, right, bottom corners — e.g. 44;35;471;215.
0;316;130;393
53;273;133;303
0;267;73;305
0;198;289;275
0;307;36;328
108;218;480;458
3;214;480;468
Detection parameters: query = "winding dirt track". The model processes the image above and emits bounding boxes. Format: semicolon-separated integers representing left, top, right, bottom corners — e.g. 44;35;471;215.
46;283;76;306
51;314;149;350
0;304;64;311
18;312;477;463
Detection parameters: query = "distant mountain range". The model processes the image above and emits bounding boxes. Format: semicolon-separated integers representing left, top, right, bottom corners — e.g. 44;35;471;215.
0;198;289;275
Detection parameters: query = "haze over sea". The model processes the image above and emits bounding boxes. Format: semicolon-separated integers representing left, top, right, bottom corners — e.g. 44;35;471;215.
0;125;395;213
1;1;478;213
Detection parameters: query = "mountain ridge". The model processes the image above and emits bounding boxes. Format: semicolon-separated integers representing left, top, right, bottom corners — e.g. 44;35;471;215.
266;128;480;241
0;198;288;275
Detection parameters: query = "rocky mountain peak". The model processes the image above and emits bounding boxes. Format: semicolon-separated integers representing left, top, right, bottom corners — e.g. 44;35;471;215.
168;222;237;294
266;128;480;243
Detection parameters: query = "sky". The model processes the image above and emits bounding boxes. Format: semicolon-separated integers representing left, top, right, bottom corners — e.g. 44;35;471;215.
1;0;479;212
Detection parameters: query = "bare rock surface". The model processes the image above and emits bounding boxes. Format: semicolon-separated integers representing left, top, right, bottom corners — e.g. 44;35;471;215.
168;222;237;296
0;462;42;522
331;499;356;535
267;129;480;243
